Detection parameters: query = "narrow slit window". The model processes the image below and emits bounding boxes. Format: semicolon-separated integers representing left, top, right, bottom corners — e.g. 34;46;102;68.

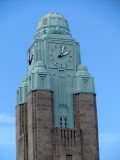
82;78;88;92
39;75;46;88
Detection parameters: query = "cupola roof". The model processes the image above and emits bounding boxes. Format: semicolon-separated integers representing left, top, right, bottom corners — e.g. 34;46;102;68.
37;12;69;30
75;64;89;76
35;12;70;38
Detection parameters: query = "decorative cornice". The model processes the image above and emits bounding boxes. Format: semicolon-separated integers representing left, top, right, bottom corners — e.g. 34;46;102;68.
35;26;70;38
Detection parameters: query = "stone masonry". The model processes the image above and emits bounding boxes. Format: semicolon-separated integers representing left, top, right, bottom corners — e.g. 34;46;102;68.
16;91;99;160
53;128;82;160
27;90;54;160
16;104;28;160
74;93;99;160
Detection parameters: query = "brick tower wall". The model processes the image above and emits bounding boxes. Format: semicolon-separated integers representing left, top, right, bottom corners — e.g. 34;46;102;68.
74;93;99;160
16;104;28;160
27;90;54;160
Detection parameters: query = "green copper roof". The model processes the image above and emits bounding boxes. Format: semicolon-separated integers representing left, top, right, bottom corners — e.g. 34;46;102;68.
16;13;96;128
27;61;52;93
20;76;28;87
73;64;95;94
16;76;28;105
36;12;69;30
75;64;89;76
35;12;70;38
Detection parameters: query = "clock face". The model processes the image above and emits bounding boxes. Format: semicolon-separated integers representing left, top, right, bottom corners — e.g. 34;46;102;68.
27;47;35;74
28;52;33;65
28;46;35;66
49;44;73;68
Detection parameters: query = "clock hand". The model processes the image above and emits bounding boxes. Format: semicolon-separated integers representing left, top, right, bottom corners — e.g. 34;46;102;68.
58;45;63;58
58;51;70;58
62;45;65;54
62;51;70;56
58;45;64;58
58;45;70;58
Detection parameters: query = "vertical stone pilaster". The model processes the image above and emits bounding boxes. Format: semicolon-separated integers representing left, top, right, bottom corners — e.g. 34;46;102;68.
16;104;28;160
74;93;99;160
27;90;54;160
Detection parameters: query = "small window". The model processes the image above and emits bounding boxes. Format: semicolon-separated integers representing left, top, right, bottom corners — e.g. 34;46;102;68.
64;117;67;128
43;18;47;25
66;155;72;160
40;76;45;88
82;78;88;92
59;116;68;128
60;117;62;121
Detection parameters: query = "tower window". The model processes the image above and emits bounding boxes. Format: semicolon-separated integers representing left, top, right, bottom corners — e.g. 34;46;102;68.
40;76;45;88
39;75;46;89
59;116;68;128
66;155;72;160
82;78;89;92
43;18;47;25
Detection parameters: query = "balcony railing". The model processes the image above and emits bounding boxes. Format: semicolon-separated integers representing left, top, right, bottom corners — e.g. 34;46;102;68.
53;128;81;148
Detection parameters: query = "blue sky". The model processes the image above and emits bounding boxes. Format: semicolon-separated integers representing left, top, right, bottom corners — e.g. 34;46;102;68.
0;0;120;160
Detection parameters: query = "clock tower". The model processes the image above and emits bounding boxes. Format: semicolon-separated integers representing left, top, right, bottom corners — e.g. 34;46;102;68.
16;13;99;160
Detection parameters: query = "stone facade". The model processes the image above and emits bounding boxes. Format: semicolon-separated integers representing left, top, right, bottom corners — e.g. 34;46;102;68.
53;128;82;160
27;90;54;160
16;104;28;160
16;91;99;160
74;93;99;160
